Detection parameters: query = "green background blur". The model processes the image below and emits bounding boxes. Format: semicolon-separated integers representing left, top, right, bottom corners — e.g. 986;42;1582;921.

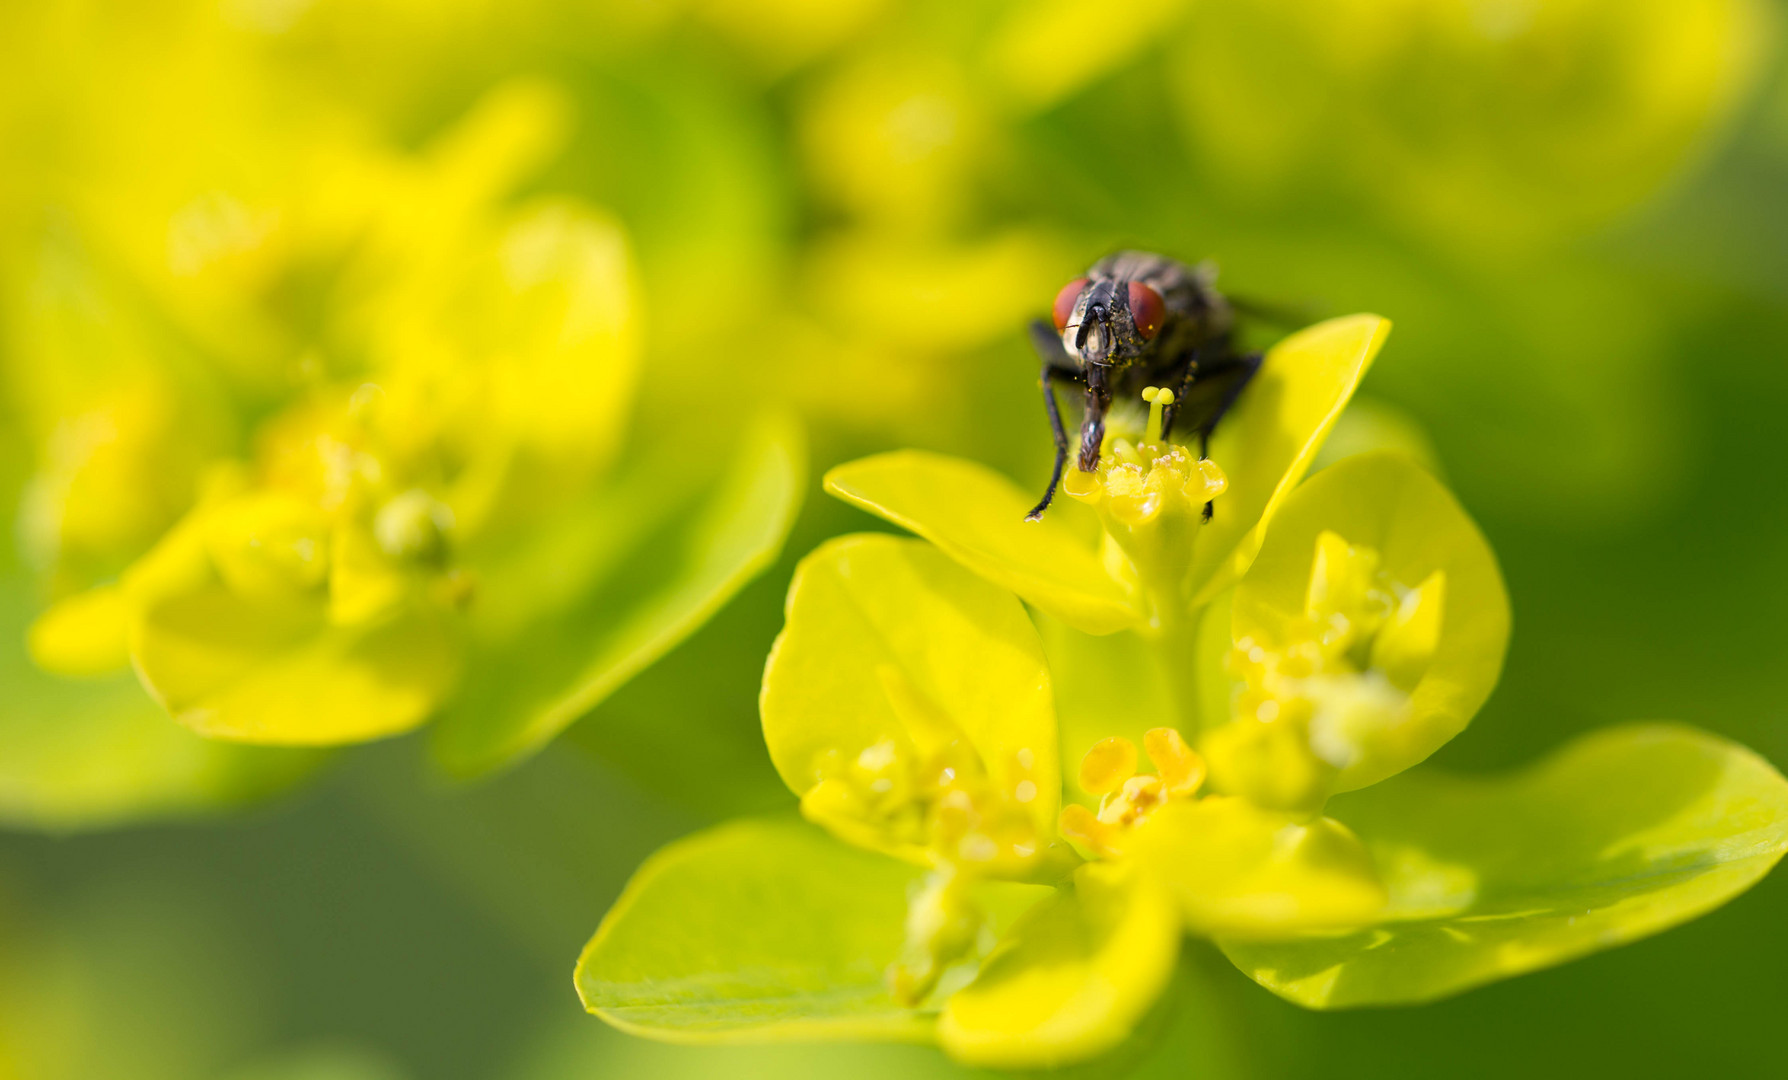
4;0;1788;1076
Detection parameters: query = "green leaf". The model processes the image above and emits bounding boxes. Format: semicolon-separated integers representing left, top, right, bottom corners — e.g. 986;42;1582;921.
1188;314;1390;606
824;451;1142;635
0;574;318;830
1232;450;1509;792
1220;723;1788;1008
432;412;805;775
938;866;1180;1069
761;533;1060;856
1129;796;1387;938
576;817;937;1043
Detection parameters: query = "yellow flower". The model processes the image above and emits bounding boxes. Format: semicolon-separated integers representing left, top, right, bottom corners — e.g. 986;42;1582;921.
6;78;806;820
823;314;1390;635
578;332;1787;1070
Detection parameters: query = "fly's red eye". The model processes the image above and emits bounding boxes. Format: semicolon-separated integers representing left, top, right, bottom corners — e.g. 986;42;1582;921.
1052;278;1089;332
1128;282;1165;340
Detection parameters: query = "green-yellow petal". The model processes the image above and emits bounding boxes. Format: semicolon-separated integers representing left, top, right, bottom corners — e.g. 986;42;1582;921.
1128;796;1387;938
1220;723;1788;1008
937;864;1180;1069
1187;314;1390;607
824;450;1142;635
124;503;457;745
1232;450;1509;793
26;583;131;677
432;412;805;775
762;533;1061;860
575;817;938;1044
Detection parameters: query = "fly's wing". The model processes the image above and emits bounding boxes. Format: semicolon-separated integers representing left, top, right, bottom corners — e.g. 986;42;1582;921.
1227;293;1325;329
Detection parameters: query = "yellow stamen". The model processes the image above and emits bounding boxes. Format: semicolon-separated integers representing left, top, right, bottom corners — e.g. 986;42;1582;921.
1058;803;1126;858
1079;736;1138;795
1144;727;1206;797
1370;569;1446;691
1141;386;1175;445
1063;726;1206;860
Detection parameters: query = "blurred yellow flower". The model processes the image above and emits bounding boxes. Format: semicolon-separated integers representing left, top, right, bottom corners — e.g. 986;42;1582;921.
1171;0;1775;250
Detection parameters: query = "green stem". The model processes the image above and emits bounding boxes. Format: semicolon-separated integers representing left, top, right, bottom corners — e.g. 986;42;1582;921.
1149;605;1207;738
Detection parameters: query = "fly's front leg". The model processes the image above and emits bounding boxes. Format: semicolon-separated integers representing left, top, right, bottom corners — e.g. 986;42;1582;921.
1025;365;1073;521
1190;350;1263;521
1159;347;1199;437
1077;364;1112;473
1025;319;1083;521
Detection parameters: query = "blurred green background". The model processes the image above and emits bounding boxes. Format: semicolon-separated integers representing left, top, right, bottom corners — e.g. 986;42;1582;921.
3;0;1787;1076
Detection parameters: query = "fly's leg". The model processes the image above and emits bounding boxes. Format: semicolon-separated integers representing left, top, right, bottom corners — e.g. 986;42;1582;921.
1077;364;1112;474
1190;350;1263;450
1151;342;1263;521
1158;347;1200;437
1025;319;1084;521
1190;350;1263;521
1025;365;1073;521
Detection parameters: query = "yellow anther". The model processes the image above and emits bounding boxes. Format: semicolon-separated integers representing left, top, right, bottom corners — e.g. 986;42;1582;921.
1370;569;1446;691
1306;530;1390;656
1143;727;1206;798
1079;736;1139;796
1058;803;1127;858
1063;465;1100;498
1111;774;1165;822
1184;457;1227;503
1141;386;1175;445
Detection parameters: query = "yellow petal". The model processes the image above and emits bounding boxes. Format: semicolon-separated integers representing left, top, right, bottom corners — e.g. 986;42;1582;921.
1131;796;1386;938
26;584;131;678
125;505;457;745
938;864;1180;1068
762;534;1061;858
825;451;1142;635
1187;314;1390;607
1233;452;1509;793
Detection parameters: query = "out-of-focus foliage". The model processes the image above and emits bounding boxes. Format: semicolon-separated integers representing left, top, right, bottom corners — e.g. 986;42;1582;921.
1173;0;1772;253
0;0;804;829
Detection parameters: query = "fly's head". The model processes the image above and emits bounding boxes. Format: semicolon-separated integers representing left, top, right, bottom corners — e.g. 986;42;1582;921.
1052;275;1165;369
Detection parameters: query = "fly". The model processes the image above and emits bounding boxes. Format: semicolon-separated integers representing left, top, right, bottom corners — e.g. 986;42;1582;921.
1025;251;1263;522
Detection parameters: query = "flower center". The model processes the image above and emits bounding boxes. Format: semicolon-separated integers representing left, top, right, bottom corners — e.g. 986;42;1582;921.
1063;387;1228;528
1058;727;1206;858
207;380;472;627
803;733;1053;1005
1057;387;1229;634
803;735;1047;876
1206;530;1446;813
